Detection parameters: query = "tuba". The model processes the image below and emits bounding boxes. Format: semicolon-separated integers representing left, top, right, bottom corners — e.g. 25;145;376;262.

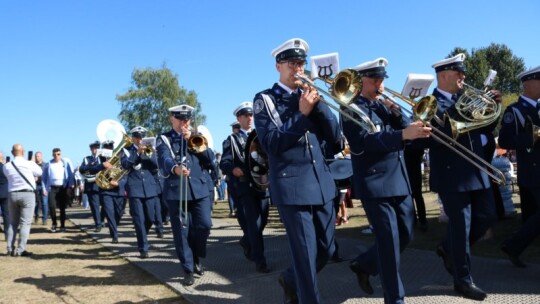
95;120;133;190
244;130;269;192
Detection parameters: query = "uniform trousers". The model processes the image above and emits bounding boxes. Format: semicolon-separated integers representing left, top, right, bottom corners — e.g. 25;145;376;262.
159;192;170;223
353;196;414;304
278;200;335;304
0;197;9;240
100;194;124;239
129;196;161;253
167;196;212;274
240;192;269;268
519;186;538;223
86;190;101;228
6;191;35;254
503;186;540;256
48;186;68;228
439;189;496;285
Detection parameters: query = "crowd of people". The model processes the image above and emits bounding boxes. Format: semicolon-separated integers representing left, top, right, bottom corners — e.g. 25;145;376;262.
1;37;539;304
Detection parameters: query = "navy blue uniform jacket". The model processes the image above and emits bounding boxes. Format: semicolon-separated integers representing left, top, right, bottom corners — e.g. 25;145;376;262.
428;89;495;193
342;96;411;199
156;129;214;201
499;96;540;188
120;145;160;198
253;84;340;205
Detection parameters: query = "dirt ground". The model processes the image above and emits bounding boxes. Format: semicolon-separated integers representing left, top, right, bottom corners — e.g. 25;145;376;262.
0;220;186;304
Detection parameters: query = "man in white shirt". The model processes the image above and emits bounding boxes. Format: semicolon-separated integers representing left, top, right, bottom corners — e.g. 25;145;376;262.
42;148;74;232
2;144;42;256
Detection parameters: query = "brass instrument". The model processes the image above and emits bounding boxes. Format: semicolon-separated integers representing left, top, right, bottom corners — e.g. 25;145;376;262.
449;82;501;139
380;88;506;185
95;119;133;190
295;69;377;133
188;134;209;154
95;133;134;190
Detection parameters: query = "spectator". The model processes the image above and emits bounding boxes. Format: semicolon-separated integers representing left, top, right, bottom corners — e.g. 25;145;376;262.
42;148;74;232
491;148;516;217
3;144;42;256
0;151;9;240
33;151;48;225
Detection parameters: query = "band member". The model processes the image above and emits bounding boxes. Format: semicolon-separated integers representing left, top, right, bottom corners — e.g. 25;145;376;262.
342;58;429;303
253;38;341;304
79;141;103;232
220;102;270;273
499;65;540;267
156;105;214;286
98;140;126;244
120;126;163;259
430;53;500;301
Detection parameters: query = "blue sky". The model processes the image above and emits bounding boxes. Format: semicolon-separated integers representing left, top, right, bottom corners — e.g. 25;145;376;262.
1;0;538;166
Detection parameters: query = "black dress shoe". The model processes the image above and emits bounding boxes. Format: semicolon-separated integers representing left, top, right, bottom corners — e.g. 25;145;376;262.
501;244;527;268
239;238;252;261
94;226;102;232
112;238;119;244
156;233;164;239
349;261;373;295
278;274;298;304
256;264;271;273
140;251;149;259
454;282;487;301
17;250;33;257
194;263;205;276
183;272;195;286
436;244;453;275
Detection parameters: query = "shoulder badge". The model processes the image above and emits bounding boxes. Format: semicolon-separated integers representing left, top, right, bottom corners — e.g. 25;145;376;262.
254;99;264;114
503;112;514;124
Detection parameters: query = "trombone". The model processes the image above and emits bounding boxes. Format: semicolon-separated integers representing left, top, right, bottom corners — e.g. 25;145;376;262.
294;69;377;133
380;88;506;185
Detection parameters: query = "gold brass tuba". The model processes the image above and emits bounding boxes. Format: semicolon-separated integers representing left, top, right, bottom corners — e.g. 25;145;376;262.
95;120;133;190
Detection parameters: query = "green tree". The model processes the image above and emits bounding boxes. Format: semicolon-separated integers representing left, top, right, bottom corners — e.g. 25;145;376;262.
448;43;526;94
116;65;206;136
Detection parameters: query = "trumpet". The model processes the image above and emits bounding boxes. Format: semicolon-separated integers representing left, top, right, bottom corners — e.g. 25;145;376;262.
295;69;377;133
380;89;506;185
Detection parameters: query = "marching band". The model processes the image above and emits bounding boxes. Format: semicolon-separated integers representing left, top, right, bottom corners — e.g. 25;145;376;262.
6;37;539;304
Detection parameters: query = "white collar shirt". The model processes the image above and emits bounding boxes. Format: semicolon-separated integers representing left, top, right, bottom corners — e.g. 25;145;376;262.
2;156;43;192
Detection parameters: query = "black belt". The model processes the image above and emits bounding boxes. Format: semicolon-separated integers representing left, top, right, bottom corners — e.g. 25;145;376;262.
51;185;64;189
11;189;34;193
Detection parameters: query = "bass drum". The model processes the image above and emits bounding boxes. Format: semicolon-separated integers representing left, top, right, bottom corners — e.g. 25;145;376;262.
327;158;353;190
244;130;269;192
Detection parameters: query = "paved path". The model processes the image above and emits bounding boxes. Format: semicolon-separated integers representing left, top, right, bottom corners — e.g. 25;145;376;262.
68;207;539;304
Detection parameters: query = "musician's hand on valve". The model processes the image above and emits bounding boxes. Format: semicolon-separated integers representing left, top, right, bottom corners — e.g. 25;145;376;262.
298;84;320;116
402;121;432;140
110;181;119;187
490;90;502;103
103;161;113;169
232;167;245;177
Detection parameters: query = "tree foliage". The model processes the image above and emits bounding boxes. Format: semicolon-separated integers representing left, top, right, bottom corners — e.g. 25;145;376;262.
448;43;526;94
117;65;206;136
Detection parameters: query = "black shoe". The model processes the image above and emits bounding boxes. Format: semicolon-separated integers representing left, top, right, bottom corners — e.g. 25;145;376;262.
163;221;169;226
454;282;487;301
194;263;205;276
17;250;33;257
256;264;271;273
239;238;252;261
436;244;453;275
156;233;164;239
51;225;57;233
112;238;119;244
278;274;298;304
94;226;102;232
501;244;527;268
140;251;149;259
349;261;373;295
60;227;67;232
183;272;195;286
